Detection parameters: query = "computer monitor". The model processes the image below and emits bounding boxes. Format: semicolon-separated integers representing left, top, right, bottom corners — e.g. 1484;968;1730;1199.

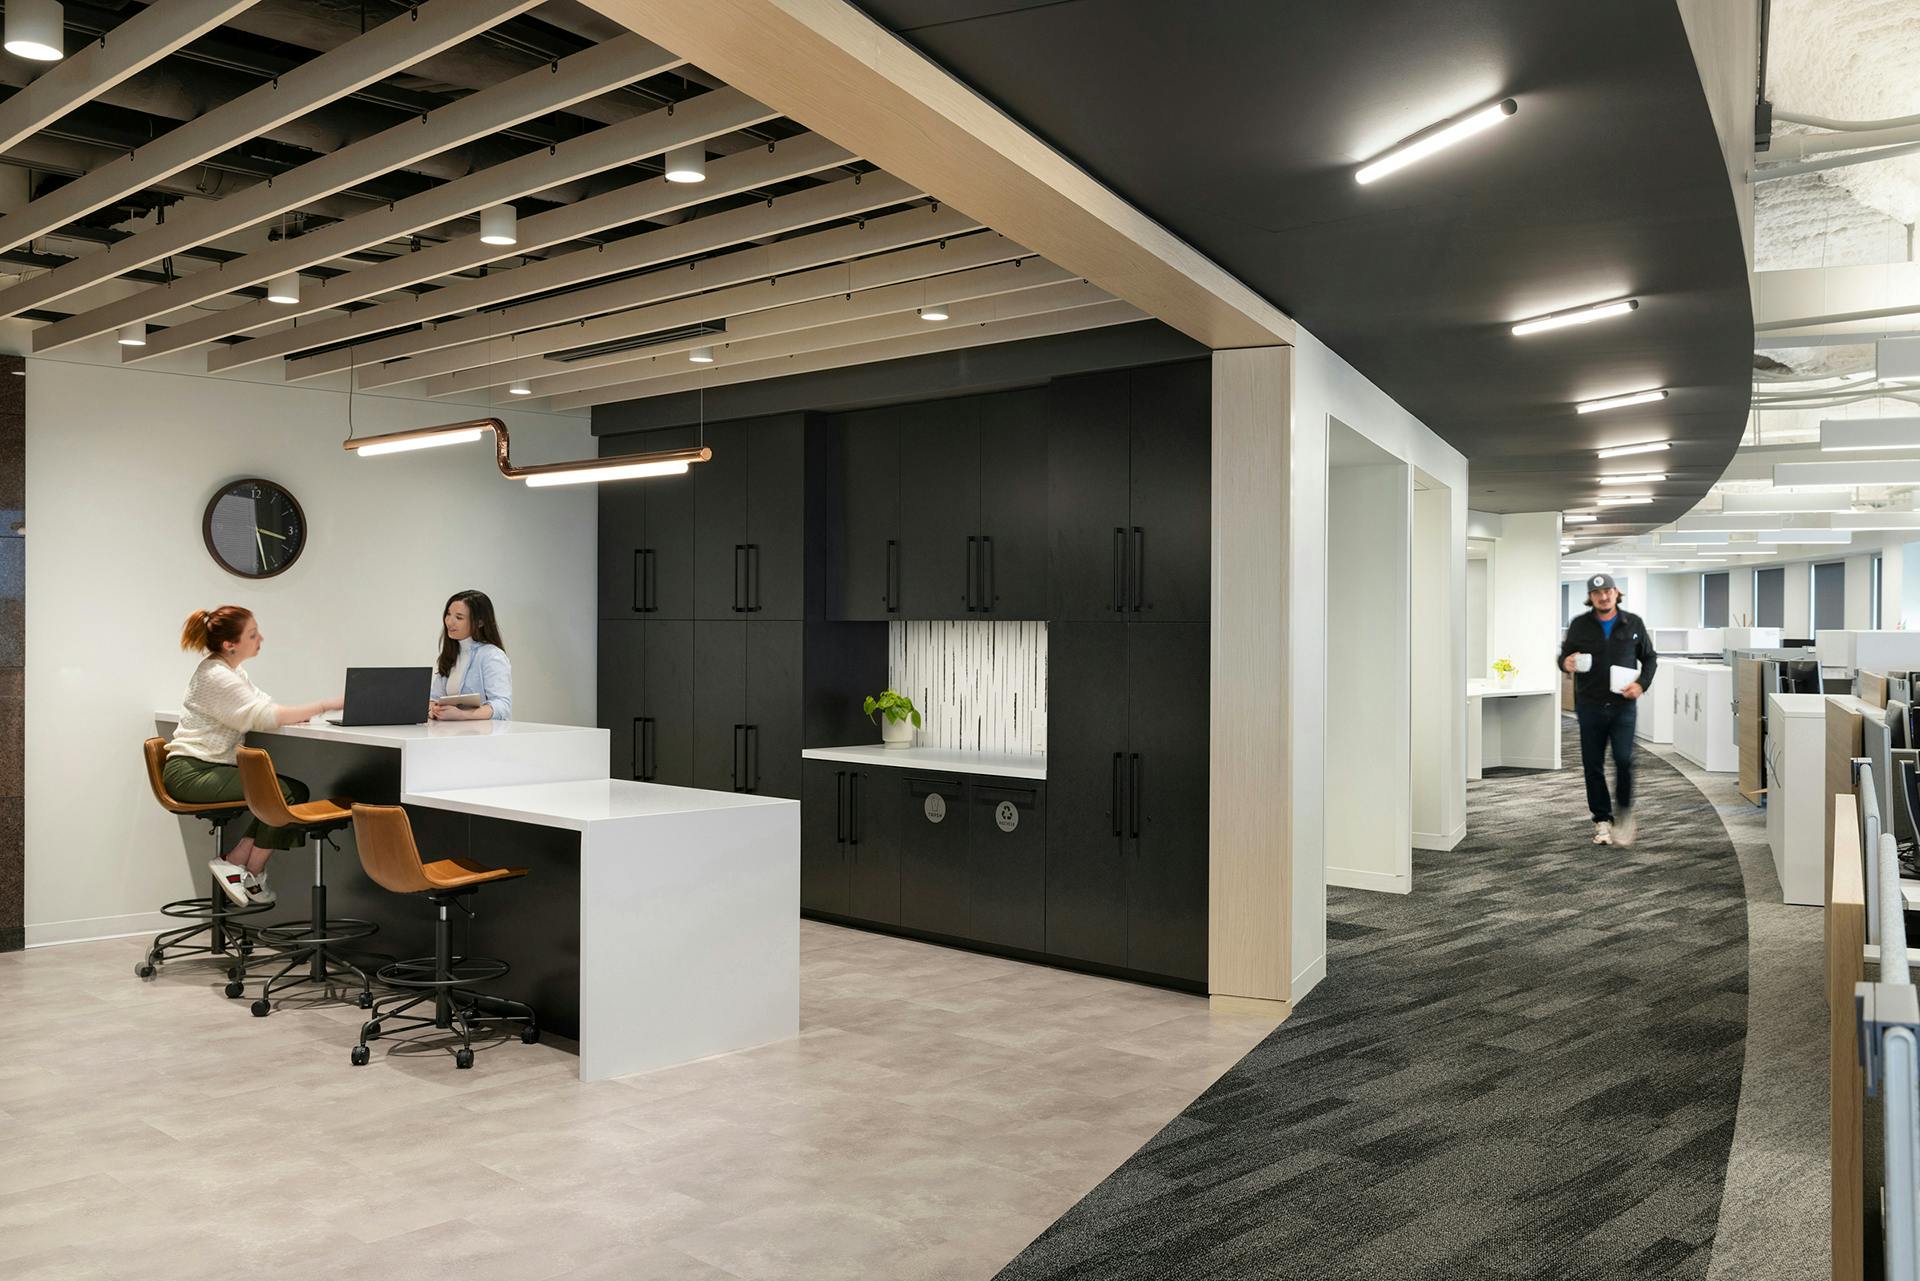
1780;659;1821;694
1892;699;1912;751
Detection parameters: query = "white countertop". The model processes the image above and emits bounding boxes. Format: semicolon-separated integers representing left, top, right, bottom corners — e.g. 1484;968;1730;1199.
155;710;596;750
1465;681;1556;700
801;744;1047;780
1766;692;1835;719
406;778;794;831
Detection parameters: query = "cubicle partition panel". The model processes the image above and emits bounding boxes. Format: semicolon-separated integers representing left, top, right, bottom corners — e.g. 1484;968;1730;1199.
0;354;19;954
1830;791;1867;1281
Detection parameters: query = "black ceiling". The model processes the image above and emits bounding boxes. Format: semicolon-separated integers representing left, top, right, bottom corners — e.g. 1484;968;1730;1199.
851;0;1753;528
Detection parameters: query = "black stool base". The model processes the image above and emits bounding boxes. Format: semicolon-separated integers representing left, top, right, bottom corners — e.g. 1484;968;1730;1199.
353;955;537;1070
138;875;273;992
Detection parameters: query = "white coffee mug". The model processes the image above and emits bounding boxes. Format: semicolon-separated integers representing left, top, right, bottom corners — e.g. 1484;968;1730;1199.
1574;652;1593;673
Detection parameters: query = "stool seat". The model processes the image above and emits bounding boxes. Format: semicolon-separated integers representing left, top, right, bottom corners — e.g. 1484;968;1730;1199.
144;739;247;820
422;856;527;891
285;798;352;825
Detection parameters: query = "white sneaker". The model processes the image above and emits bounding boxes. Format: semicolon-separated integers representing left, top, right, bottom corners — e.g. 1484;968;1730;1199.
1592;821;1613;845
1613;810;1636;847
242;869;275;906
209;858;251;906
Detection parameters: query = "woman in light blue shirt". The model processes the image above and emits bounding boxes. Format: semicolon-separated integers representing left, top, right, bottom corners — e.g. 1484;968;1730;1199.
430;589;512;721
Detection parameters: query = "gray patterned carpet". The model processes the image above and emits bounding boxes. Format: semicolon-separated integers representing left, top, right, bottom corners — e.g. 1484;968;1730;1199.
997;726;1750;1280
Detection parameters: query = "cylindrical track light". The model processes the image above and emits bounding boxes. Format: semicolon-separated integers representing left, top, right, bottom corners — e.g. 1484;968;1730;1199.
508;380;532;396
664;145;706;184
479;204;517;247
919;303;949;322
689;346;715;364
267;273;300;305
116;323;146;347
5;0;64;62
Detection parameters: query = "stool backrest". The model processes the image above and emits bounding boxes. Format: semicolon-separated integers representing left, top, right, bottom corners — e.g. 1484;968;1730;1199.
236;746;298;828
350;804;437;895
143;737;179;810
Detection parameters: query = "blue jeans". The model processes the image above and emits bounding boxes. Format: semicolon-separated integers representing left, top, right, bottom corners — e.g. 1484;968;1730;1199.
1575;701;1637;823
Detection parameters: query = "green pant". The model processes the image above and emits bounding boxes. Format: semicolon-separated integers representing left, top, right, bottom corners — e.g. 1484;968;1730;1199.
161;754;311;851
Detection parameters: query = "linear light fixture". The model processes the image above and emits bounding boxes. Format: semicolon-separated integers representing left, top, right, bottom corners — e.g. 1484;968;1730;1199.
1563;513;1598;524
5;0;63;61
1599;472;1666;485
1593;495;1655;507
1819;417;1920;452
1596;441;1670;459
1512;298;1637;337
1577;389;1668;414
479;204;517;247
1355;98;1517;185
1775;460;1920;486
344;418;711;486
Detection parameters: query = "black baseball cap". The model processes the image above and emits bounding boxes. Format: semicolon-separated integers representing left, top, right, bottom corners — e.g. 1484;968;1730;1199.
1585;573;1619;593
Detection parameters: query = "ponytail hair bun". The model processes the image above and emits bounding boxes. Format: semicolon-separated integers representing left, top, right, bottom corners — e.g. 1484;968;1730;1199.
181;606;253;655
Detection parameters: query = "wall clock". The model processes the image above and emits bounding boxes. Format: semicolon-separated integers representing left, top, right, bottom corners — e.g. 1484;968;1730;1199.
202;478;306;579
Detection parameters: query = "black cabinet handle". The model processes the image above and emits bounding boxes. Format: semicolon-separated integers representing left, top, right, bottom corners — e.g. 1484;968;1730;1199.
644;549;659;612
849;772;860;847
746;724;760;792
1112;528;1127;611
746;543;762;612
964;536;979;611
641;717;655;781
630;717;645;781
1121;530;1136;614
1129;753;1142;840
732;545;747;613
981;535;994;613
884;539;899;613
731;724;744;790
835;771;847;844
1111;751;1123;837
632;548;645;613
974;783;1035;805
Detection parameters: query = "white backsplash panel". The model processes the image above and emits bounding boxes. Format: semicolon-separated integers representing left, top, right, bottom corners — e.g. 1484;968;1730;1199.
888;621;1047;754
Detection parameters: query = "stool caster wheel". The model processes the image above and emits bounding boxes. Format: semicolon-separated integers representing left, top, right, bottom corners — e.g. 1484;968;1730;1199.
356;990;374;1009
226;965;242;982
362;1021;381;1041
224;981;244;999
520;1025;540;1045
454;1048;474;1070
250;999;271;1018
134;959;157;980
350;1045;370;1067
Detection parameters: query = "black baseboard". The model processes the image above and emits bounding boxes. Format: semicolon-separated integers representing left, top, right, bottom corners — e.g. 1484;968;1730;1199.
0;925;22;953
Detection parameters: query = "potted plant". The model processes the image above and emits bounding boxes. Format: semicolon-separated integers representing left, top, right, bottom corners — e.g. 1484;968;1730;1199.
1491;657;1517;688
863;690;922;749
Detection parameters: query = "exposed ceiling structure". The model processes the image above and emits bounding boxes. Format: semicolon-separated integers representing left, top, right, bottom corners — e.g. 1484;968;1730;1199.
848;0;1753;528
0;0;1139;406
1576;0;1920;580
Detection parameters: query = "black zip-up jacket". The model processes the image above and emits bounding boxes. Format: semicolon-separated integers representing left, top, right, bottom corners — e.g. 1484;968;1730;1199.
1558;608;1658;707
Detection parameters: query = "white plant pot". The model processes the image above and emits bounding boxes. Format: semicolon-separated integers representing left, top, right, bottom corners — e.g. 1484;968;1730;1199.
879;716;914;749
1495;670;1515;688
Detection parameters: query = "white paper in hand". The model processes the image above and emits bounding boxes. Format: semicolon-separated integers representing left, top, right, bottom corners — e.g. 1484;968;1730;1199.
1608;665;1641;695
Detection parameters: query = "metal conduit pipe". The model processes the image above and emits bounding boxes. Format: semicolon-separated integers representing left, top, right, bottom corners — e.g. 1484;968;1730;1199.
1777;108;1920;132
1766;119;1920;161
1757;300;1920;332
1752;139;1920;183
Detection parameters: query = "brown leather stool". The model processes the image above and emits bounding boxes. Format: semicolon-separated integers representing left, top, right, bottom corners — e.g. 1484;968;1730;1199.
236;746;377;1017
348;804;537;1070
138;738;270;993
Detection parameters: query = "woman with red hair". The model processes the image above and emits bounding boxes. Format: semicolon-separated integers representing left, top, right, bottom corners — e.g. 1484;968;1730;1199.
164;606;343;906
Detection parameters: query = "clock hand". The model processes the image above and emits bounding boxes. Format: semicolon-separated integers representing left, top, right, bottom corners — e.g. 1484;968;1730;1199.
255;529;267;567
255;527;286;540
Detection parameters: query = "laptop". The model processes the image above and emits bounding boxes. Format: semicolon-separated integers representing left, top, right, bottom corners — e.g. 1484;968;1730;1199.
328;667;432;726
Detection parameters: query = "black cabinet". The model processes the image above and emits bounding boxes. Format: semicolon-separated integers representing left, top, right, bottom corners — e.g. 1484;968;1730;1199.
897;400;977;619
692;620;748;791
801;759;901;922
975;390;1049;618
693;416;805;621
688;619;806;799
597;459;694;620
597;619;694;785
899;772;971;937
1047;362;1209;623
827;409;901;621
968;779;1044;952
1045;621;1208;983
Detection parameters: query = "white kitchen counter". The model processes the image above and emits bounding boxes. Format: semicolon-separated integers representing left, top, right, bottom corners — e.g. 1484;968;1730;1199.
802;743;1046;779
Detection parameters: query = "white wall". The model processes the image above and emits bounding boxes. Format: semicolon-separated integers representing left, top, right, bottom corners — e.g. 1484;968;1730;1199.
1644;573;1696;628
1410;481;1456;852
1783;561;1811;637
1325;445;1411;894
24;358;597;943
1490;513;1562;696
1291;323;1469;1000
1845;555;1876;629
1466;557;1490;677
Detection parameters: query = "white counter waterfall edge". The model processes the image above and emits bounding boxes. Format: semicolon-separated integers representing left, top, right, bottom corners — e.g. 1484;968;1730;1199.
801;744;1046;778
155;713;799;1082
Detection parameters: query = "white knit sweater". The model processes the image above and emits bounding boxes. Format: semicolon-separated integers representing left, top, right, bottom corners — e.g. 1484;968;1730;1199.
166;657;280;765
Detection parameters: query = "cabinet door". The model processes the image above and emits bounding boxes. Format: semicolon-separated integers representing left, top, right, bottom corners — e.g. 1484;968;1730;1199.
747;417;806;621
900;772;971;937
975;388;1048;619
694;420;750;620
692;620;746;791
897;398;979;619
848;767;901;924
968;779;1045;951
832;409;900;621
801;760;850;915
1125;623;1209;983
644;468;696;621
597;620;645;780
745;621;803;799
642;620;696;786
597;484;648;619
1043;622;1130;968
1128;362;1211;622
1046;373;1132;621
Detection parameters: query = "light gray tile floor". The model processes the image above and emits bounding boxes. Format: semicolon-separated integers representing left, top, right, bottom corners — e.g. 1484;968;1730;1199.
0;920;1277;1280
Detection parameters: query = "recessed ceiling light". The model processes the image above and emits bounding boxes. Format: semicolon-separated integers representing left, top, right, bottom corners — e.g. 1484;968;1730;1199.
1599;472;1666;485
1512;298;1638;337
1596;441;1670;459
1563;514;1597;524
5;0;63;61
1593;495;1655;506
1577;389;1669;414
1355;98;1517;185
479;204;517;247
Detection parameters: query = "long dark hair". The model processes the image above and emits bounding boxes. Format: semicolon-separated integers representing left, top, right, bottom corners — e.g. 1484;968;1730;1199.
437;590;506;678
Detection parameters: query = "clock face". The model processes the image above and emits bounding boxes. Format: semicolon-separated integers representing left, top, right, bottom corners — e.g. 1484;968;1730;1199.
203;478;306;579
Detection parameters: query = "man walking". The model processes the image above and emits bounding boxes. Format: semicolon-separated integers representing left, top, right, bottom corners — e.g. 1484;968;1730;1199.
1559;572;1658;846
